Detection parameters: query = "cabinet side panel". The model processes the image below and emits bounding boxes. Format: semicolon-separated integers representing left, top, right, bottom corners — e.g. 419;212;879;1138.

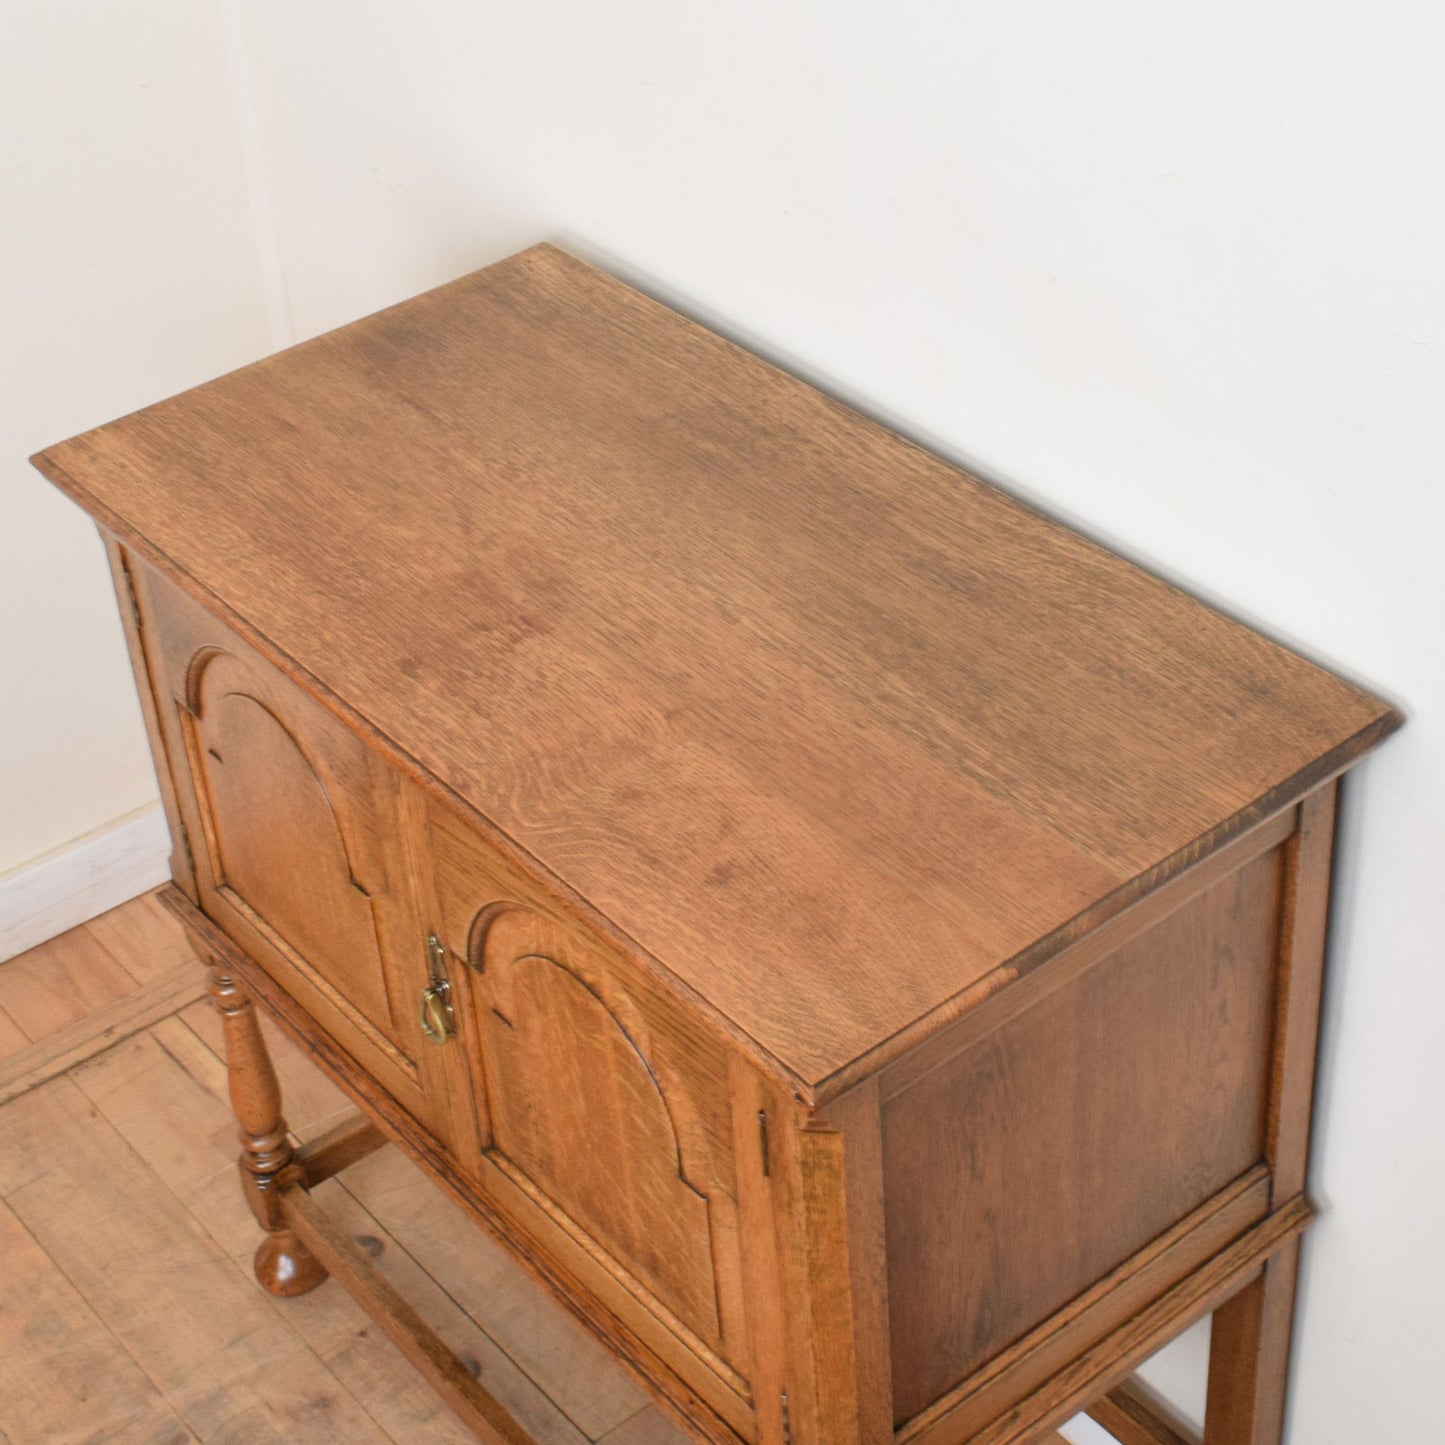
883;843;1285;1426
102;536;196;898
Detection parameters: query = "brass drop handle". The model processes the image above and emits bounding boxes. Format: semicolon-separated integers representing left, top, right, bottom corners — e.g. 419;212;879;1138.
420;932;454;1045
420;985;452;1044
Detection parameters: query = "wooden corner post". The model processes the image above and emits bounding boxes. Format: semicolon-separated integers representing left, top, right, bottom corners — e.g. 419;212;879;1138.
205;952;328;1297
1203;781;1338;1445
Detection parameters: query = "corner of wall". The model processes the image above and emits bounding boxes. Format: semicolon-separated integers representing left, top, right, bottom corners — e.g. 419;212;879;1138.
217;0;294;351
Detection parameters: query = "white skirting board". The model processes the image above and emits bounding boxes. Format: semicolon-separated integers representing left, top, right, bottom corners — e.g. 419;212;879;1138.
0;803;173;963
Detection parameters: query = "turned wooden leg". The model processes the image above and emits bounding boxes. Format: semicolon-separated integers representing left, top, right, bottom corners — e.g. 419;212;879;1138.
1203;1237;1301;1445
207;956;328;1297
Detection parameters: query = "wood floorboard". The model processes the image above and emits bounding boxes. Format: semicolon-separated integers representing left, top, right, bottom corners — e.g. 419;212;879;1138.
0;925;141;1041
84;892;199;985
310;1177;592;1445
0;959;208;1107
0;1007;27;1062
0;1193;193;1444
0;1072;392;1442
595;1407;723;1445
338;1148;654;1440
71;1024;588;1445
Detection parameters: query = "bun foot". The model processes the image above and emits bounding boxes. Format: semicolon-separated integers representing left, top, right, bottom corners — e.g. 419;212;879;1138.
254;1232;328;1296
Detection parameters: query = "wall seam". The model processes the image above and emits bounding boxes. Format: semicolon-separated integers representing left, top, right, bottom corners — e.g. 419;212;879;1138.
218;0;294;349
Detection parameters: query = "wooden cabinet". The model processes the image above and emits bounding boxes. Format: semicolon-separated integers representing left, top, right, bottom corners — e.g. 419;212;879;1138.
35;243;1399;1445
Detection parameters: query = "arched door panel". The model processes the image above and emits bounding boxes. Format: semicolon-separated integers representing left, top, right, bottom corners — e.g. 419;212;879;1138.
191;672;395;1036
474;904;721;1343
136;567;454;1144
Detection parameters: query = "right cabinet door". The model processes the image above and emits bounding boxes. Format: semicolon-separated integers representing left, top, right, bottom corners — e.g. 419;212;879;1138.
427;801;756;1436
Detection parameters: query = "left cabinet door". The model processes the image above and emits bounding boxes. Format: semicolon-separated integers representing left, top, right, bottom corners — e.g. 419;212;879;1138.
125;553;456;1145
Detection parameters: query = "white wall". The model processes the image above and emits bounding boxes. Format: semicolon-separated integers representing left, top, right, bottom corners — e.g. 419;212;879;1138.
9;1;1442;1437
0;0;274;878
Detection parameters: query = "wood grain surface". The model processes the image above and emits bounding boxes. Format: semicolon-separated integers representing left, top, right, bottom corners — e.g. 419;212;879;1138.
883;840;1284;1420
32;243;1399;1090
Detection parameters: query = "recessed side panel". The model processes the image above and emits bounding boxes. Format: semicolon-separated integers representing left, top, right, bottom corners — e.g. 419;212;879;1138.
883;841;1285;1428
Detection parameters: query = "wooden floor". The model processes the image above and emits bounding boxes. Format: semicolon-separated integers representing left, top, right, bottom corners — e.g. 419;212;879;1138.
0;893;1087;1445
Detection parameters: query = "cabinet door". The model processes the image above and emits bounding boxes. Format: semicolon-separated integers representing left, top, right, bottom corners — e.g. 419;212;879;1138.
132;561;454;1143
428;801;755;1434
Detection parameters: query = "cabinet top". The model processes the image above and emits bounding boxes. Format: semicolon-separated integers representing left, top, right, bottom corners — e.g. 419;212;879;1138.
35;244;1398;1097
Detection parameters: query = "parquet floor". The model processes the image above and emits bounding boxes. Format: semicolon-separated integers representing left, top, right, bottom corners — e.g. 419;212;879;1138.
0;893;1089;1445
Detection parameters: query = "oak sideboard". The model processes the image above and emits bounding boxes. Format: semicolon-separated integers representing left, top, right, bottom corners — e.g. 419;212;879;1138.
33;243;1398;1445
